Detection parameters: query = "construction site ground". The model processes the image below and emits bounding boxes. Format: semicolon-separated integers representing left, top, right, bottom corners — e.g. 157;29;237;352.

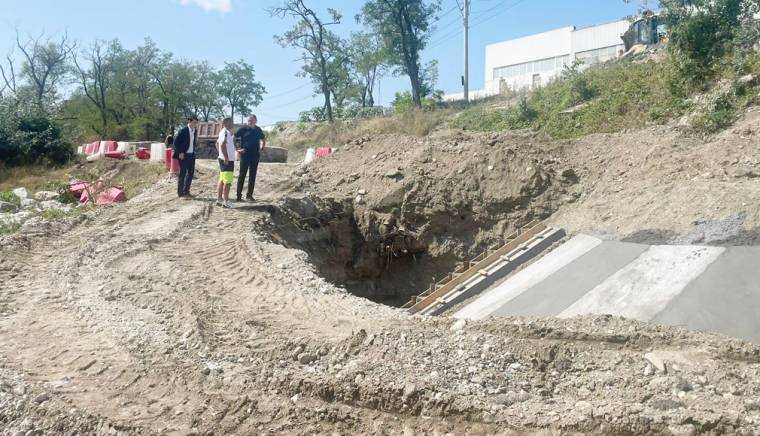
1;109;760;434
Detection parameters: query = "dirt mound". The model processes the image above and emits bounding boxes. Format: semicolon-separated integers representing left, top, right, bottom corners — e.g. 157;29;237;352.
549;108;760;240
274;130;577;304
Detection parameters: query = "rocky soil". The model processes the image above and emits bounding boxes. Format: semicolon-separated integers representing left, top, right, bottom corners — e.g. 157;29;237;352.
1;109;759;434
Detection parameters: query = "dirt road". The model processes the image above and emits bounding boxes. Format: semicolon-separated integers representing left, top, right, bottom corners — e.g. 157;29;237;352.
2;159;760;434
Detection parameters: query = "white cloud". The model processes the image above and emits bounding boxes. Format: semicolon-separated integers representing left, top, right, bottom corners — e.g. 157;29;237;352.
179;0;232;13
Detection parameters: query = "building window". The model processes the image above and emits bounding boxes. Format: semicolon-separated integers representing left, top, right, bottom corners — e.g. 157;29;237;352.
575;45;622;66
493;54;571;80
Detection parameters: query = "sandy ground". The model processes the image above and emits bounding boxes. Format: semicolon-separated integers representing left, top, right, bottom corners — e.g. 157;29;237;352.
1;113;760;434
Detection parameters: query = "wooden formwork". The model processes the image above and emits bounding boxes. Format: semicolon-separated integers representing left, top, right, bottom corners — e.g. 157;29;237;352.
403;220;547;314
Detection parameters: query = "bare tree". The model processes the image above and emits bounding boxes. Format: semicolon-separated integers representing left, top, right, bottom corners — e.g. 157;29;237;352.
0;51;18;99
14;29;75;112
271;0;344;123
73;40;116;135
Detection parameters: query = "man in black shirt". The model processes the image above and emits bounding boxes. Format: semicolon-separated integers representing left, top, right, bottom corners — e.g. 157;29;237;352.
234;115;267;202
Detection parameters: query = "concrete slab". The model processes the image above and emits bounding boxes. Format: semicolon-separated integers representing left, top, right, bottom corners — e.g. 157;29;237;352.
423;228;566;316
493;241;649;317
560;245;725;321
651;247;760;343
455;234;602;320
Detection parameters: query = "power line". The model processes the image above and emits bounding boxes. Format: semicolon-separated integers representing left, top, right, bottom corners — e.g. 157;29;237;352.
427;0;527;50
265;82;312;100
471;0;528;28
430;3;464;37
260;93;316;111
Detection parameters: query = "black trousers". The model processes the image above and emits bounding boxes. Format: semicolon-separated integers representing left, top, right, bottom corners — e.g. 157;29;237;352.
177;153;196;196
237;155;260;199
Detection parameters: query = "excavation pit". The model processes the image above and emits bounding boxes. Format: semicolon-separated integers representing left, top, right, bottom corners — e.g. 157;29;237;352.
260;195;436;306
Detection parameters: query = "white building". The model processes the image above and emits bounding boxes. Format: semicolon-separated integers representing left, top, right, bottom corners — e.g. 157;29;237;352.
445;19;630;101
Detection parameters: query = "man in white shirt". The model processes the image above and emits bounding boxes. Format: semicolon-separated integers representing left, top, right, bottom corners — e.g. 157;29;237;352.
216;117;236;208
173;115;199;198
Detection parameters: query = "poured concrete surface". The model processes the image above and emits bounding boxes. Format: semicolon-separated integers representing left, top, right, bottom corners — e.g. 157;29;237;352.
560;245;726;321
456;236;760;343
493;240;648;318
651;247;760;343
454;234;601;320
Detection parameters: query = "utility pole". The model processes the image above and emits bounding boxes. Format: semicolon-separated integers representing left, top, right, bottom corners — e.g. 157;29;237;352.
463;0;470;103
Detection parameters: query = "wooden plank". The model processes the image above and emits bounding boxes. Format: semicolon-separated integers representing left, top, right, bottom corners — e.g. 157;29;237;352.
409;221;546;314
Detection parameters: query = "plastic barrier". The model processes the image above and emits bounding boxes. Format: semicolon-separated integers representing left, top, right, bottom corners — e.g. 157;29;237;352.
303;148;316;164
102;141;118;153
95;141;106;156
79;185;126;206
69;181;89;200
85;142;97;154
150;143;166;163
164;149;180;173
135;148;151;160
164;149;173;169
104;151;127;160
316;147;333;158
124;142;138;156
116;141;135;156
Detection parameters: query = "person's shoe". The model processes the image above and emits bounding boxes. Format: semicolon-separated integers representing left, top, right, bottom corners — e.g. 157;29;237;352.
235;197;244;202
222;201;232;209
184;193;195;199
245;196;254;202
215;199;223;206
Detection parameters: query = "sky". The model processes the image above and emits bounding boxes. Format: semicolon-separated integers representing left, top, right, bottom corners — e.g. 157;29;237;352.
0;0;642;126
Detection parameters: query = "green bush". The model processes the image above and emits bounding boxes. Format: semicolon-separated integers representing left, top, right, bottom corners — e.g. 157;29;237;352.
392;91;440;114
661;0;752;87
451;97;536;132
454;60;687;138
692;88;739;134
563;60;598;107
0;190;20;206
0;112;73;168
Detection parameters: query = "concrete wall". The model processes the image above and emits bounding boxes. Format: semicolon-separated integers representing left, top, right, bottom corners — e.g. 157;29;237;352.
572;20;630;53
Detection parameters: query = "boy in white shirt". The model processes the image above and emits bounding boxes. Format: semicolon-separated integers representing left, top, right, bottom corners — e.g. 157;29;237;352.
216;118;236;208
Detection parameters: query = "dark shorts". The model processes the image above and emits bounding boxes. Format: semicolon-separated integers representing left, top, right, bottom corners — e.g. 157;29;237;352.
218;159;235;172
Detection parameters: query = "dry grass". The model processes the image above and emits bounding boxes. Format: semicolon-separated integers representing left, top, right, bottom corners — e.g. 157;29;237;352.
275;109;452;161
0;162;79;193
0;159;167;200
356;109;453;137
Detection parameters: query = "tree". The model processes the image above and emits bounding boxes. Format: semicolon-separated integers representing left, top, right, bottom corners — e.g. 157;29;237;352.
347;32;386;107
73;40;120;136
13;30;75;113
359;0;440;107
215;59;265;121
0;51;18;101
271;0;346;122
151;56;195;135
190;61;223;121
